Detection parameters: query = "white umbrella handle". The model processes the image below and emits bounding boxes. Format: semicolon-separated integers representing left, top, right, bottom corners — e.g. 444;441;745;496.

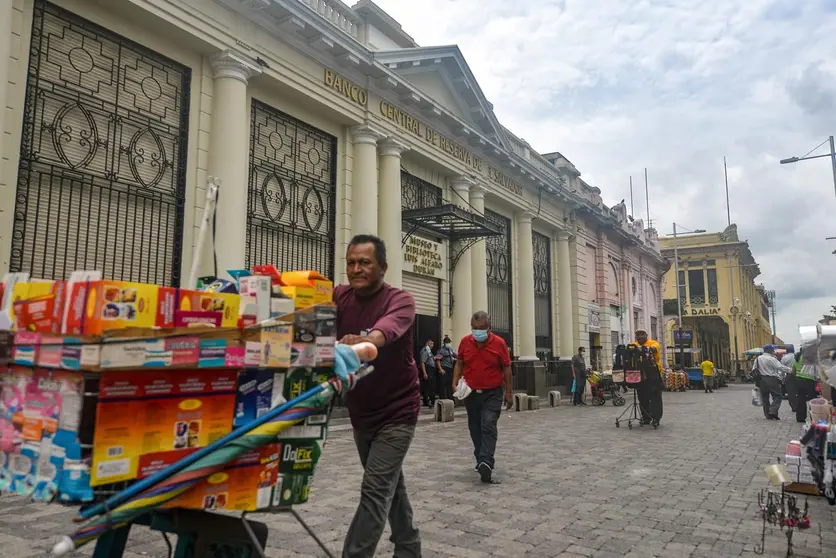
188;177;220;289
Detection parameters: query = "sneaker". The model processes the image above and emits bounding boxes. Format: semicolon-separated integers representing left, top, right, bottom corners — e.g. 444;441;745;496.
477;462;493;483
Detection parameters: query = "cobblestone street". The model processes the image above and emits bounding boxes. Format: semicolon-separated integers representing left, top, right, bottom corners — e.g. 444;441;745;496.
1;384;835;557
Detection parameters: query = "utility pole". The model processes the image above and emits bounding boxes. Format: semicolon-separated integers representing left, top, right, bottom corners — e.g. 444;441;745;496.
672;223;684;368
830;135;836;203
723;157;731;227
728;256;740;376
645;168;651;227
767;290;777;343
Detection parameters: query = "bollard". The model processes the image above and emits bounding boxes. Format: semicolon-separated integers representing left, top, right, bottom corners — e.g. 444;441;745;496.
514;393;529;412
528;397;540;411
548;391;562;407
434;399;455;422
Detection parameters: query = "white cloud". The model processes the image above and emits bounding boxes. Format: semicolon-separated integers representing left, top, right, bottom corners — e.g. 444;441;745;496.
371;0;836;342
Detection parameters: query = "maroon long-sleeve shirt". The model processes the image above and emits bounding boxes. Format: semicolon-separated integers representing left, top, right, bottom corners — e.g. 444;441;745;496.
334;283;420;432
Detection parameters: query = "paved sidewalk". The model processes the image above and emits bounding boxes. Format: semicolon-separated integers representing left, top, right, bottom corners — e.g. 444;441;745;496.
0;384;834;557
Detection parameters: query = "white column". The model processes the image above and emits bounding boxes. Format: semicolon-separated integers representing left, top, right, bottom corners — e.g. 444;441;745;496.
451;177;473;345
556;231;575;357
470;184;488;312
0;0;12;164
378;138;407;288
350;124;381;236
207;50;261;278
517;212;537;360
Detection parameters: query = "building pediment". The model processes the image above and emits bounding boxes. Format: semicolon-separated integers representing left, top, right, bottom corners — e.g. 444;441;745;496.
372;46;509;149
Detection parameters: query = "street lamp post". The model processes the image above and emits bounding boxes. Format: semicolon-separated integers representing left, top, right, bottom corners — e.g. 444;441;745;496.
670;223;706;369
780;135;836;203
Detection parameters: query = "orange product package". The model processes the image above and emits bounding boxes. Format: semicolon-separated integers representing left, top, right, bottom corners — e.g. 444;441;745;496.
165;444;280;512
63;280;163;335
175;290;240;328
12;282;66;333
280;271;333;305
8;281;60;327
91;368;237;486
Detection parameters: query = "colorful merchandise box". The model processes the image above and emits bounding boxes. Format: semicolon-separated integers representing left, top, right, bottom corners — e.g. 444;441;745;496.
91;369;237;486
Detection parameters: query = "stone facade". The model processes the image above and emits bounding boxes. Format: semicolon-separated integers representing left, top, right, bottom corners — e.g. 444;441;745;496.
0;0;666;366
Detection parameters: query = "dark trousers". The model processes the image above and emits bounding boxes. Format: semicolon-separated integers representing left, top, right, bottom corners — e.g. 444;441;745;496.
795;377;818;422
420;367;437;406
465;387;503;469
759;375;783;418
343;424;421;558
785;374;798;412
437;366;453;399
573;373;586;404
636;374;663;423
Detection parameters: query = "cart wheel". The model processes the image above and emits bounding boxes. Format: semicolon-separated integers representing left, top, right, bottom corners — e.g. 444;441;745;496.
615;420;620;428
613;396;625;407
593;396;605;406
628;422;633;429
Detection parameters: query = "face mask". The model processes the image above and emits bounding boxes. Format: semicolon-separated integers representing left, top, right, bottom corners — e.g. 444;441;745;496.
444;343;452;349
472;329;489;343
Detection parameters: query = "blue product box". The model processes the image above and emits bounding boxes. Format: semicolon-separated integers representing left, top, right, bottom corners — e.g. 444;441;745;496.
233;369;274;427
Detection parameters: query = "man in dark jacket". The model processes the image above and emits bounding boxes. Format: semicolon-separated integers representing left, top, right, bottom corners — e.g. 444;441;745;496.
572;347;587;406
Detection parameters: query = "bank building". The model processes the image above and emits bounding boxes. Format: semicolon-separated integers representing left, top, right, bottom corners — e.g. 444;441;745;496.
0;0;668;387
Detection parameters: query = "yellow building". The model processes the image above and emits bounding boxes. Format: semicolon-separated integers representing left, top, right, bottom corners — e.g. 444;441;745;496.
659;225;773;373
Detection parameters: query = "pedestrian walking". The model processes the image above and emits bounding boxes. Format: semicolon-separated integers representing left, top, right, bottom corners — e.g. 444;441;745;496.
452;311;513;484
419;338;438;407
630;329;664;426
335;234;421;558
793;350;818;423
700;358;715;393
572;347;587;406
437;335;456;400
755;344;793;421
781;348;797;412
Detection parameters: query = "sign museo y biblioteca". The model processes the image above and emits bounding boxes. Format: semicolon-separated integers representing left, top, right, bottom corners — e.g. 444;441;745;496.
402;236;445;279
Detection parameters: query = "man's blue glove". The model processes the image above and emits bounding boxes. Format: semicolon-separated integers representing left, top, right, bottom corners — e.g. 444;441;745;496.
334;343;362;381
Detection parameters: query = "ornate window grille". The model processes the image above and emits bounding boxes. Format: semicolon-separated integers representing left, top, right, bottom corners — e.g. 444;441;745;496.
707;268;719;305
11;1;190;284
485;209;513;354
246;100;337;279
688;269;705;305
401;171;441;211
532;231;552;357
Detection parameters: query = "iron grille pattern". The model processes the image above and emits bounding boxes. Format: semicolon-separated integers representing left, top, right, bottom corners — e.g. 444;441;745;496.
246;100;336;279
532;230;552;355
401;171;441;210
485;209;513;353
707;268;719;305
11;1;190;284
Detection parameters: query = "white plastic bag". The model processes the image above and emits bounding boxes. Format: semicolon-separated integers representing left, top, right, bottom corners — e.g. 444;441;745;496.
453;378;472;400
751;387;762;406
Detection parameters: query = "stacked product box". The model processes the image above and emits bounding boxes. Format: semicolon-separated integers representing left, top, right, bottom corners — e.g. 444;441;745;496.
0;269;337;510
229;303;337;508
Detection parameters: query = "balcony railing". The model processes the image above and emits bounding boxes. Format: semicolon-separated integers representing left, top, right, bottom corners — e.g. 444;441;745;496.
297;0;361;41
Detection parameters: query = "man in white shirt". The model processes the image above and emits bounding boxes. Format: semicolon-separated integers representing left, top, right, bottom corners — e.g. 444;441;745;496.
780;347;797;412
756;345;793;420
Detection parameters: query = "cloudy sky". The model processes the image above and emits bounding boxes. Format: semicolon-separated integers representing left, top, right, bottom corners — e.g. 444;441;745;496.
373;0;836;343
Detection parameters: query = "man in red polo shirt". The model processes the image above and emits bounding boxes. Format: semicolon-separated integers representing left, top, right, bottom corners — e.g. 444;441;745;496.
452;310;513;484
